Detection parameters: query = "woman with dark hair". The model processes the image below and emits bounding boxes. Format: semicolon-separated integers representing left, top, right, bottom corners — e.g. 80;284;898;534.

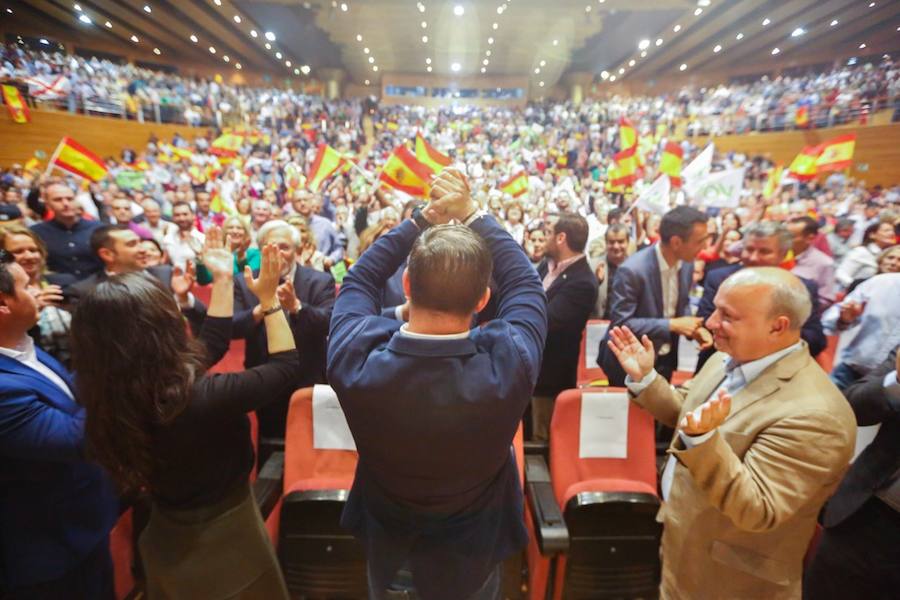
836;219;897;288
71;228;297;599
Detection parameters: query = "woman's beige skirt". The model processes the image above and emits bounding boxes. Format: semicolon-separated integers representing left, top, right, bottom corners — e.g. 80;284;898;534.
139;484;288;600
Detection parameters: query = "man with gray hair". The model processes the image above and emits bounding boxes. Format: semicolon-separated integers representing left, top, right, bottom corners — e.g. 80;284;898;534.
231;219;335;438
695;221;826;372
606;267;856;599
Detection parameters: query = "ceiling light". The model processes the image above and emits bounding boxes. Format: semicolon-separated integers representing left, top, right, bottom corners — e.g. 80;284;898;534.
488;37;494;44
655;38;663;46
153;48;161;55
276;51;283;59
629;59;635;66
618;67;625;74
294;68;300;74
233;15;241;23
364;47;369;54
485;59;491;66
534;67;540;73
368;56;375;63
453;5;464;16
78;14;92;24
301;65;310;74
235;63;242;69
250;30;258;38
480;67;486;73
697;0;710;5
492;22;499;29
553;39;559;46
640;50;647;58
143;5;151;13
791;27;805;37
265;31;276;41
679;63;687;71
428;66;433;72
130;35;139;43
600;70;609;79
673;24;682;32
340;3;349;12
487;50;492;56
859;43;867;49
418;3;425;13
365;79;370;85
213;0;221;5
105;21;112;28
285;60;292;67
190;34;198;42
372;65;378;71
713;44;722;52
209;46;216;54
638;39;650;50
224;55;230;62
694;8;702;16
762;18;770;26
735;32;744;40
609;75;616;81
422;35;429;43
356;34;363;41
426;57;432;64
497;5;505;14
539;60;546;66
39;38;48;44
585;5;592;12
265;43;271;49
74;3;82;11
830;20;838;27
771;47;780;55
869;2;875;6
421;21;427;28
539;81;545;87
451;62;461;72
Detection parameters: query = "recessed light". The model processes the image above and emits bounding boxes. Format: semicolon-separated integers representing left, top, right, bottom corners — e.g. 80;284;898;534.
301;65;310;74
285;60;291;67
553;39;559;46
453;5;464;16
540;60;546;66
372;65;378;71
365;79;370;85
488;37;494;44
235;63;242;69
791;27;805;38
143;5;151;14
771;47;780;55
639;39;650;50
368;56;374;63
190;34;198;43
276;52;283;59
534;67;540;73
869;2;875;7
656;38;663;46
694;8;702;16
484;59;490;66
250;30;258;38
340;3;348;12
697;0;710;5
713;44;722;52
223;55;230;62
426;58;432;64
640;51;647;58
486;50;492;57
679;63;687;71
213;0;221;5
451;62;461;72
294;68;300;74
105;21;112;28
422;35;428;43
585;5;592;12
735;32;744;40
421;21;427;28
153;47;161;55
233;15;241;23
629;59;635;66
427;66;433;72
762;18;770;26
130;35;139;43
539;81;545;87
480;67;486;73
364;47;369;54
265;31;276;41
830;20;838;27
74;3;81;11
418;3;425;13
600;70;609;79
265;43;271;50
492;22;499;29
618;67;625;74
609;75;616;81
673;24;681;32
356;34;363;42
209;46;216;54
78;14;91;24
859;43;867;49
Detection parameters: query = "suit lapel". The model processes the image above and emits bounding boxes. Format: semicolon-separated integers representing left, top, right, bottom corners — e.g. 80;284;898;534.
646;249;664;316
727;344;810;419
0;354;78;413
545;257;586;297
682;355;728;415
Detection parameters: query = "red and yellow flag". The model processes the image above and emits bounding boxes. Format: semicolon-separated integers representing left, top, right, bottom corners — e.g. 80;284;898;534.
763;165;784;198
2;84;30;124
415;133;451;175
788;145;822;182
815;133;856;172
659;142;684;187
307;144;347;193
611;149;638;188
171;146;194;161
211;133;243;156
795;106;809;128
379;145;432;197
619;116;637;152
500;172;529;198
51;137;108;182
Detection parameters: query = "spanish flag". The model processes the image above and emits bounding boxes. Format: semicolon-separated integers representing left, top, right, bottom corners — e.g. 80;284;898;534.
379;145;432;197
50;137;108;182
2;84;30;124
211;133;243;156
307;144;347;193
788;145;822;182
500;172;529;198
171;146;194;161
795;106;809;128
605;163;625;194
24;157;41;173
611;149;639;187
763;165;784;198
619;116;637;152
815;133;856;172
659;142;683;187
415;133;451;175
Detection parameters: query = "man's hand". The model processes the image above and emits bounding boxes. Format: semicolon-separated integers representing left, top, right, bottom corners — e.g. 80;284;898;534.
607;326;656;382
243;243;283;306
595;261;606;284
29;284;64;309
838;300;865;325
680;389;732;435
428;168;476;223
276;280;302;314
202;226;234;280
171;261;196;299
693;326;714;351
670;316;703;337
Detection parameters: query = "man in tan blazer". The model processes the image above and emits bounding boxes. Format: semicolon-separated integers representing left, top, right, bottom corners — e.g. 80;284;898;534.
607;267;856;599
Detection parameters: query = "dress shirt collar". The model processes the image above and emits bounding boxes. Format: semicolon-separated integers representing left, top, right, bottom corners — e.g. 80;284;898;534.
399;324;471;340
722;340;803;388
655;242;682;272
281;261;298;284
546;253;584;275
0;334;36;362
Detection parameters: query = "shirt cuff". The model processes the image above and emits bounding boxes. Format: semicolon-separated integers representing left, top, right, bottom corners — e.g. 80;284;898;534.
176;292;195;309
464;209;488;226
625;369;658;396
884;371;898;388
678;428;717;448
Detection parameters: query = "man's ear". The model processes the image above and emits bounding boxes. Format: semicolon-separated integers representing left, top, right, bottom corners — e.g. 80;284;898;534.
769;315;791;336
402;267;411;300
474;286;492;314
0;296;10;316
97;247;114;265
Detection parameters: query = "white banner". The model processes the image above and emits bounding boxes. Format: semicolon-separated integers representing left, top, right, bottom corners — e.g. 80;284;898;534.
682;142;714;194
23;75;71;100
636;174;671;215
694;167;746;208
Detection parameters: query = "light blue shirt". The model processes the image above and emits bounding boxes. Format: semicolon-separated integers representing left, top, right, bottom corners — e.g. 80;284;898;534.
822;273;900;374
309;214;344;263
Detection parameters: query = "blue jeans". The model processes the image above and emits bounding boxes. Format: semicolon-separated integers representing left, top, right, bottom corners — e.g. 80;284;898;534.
830;362;862;392
367;561;502;600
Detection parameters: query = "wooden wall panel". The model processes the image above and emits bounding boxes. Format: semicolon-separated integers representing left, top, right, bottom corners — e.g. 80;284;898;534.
0;109;212;167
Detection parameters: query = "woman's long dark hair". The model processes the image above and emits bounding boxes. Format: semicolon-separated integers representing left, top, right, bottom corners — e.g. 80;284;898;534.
71;272;207;494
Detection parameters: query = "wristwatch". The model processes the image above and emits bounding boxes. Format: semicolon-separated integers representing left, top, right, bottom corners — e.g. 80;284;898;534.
261;303;282;317
411;205;432;230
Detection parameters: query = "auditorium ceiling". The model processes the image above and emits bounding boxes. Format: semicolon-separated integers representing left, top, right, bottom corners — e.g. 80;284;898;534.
6;0;900;87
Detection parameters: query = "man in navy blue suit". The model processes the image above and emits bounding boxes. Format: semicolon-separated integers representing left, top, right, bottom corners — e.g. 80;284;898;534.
0;252;118;598
327;169;547;600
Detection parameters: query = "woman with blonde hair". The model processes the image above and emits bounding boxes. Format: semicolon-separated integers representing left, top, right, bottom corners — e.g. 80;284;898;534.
196;215;261;285
286;216;326;271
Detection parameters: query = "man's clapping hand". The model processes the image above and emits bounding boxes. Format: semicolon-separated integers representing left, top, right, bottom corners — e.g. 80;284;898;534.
426;168;476;224
607;326;656;382
680;389;732;435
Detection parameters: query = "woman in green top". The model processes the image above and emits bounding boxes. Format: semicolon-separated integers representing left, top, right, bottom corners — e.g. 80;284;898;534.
196;215;260;284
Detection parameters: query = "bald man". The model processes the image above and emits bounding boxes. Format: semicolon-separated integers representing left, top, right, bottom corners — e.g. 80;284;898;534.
607;267;856;600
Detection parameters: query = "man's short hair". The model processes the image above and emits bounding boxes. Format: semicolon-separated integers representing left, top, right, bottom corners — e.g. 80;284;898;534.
605;223;630;241
552;213;589;253
790;215;819;237
834;218;854;233
660;206;707;244
90;224;130;255
720;267;812;329
607;207;625;224
744;221;793;255
408;224;492;316
0;256;13;295
172;200;193;213
257;219;301;246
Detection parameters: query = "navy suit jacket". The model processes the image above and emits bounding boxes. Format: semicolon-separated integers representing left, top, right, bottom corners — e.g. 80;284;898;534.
694;263;827;372
327;217;547;600
0;349;118;590
597;244;693;386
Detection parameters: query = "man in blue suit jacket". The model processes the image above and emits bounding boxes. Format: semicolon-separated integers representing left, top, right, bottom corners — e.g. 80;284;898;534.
597;206;711;386
327;169;547;600
0;256;118;598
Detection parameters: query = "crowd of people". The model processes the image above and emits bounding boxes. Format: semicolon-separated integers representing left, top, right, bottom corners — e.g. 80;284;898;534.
1;39;900;600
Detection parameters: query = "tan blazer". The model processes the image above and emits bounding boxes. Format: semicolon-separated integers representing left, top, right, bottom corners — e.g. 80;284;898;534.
633;342;856;600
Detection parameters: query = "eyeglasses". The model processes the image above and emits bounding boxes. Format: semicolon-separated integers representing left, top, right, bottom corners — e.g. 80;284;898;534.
0;249;13;265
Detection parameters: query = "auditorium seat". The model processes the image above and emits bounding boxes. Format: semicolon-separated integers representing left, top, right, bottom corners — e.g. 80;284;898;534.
815;335;839;374
576;320;610;387
526;388;661;600
110;509;136;600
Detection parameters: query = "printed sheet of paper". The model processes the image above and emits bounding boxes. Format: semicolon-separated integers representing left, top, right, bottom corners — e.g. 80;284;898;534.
584;322;610;369
579;392;629;459
312;384;357;451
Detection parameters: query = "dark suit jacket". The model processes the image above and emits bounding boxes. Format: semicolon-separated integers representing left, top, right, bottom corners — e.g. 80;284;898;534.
0;349;118;590
327;217;547;600
233;264;335;388
824;346;900;527
597;244;693;386
535;256;598;396
695;263;827;372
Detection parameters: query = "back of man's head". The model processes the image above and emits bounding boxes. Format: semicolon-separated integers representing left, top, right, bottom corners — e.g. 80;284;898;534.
408;225;492;317
91;224;130;257
552;212;589;253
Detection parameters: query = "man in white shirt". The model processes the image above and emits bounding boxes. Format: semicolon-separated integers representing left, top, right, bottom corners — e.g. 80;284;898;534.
162;200;205;269
606;267;855;600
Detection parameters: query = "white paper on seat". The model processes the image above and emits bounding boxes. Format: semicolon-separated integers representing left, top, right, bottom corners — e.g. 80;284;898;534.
676;334;699;372
579;392;629;459
584;322;610;369
852;424;880;463
312;384;356;451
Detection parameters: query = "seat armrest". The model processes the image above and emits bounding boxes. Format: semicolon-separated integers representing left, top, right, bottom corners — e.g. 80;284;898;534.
525;455;569;556
524;440;549;461
252;451;284;518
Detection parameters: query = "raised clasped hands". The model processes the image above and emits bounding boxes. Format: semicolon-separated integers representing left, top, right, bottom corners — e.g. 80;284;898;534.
243;243;283;306
607;326;656;382
425;168;475;225
680;389;732;436
202;226;234;280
